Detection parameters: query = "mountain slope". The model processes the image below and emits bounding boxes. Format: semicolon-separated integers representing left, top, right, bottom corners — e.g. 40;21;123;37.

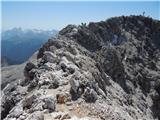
1;52;38;90
1;15;160;120
1;56;19;67
1;28;58;65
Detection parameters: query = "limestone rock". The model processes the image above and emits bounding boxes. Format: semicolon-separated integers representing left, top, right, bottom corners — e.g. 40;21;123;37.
83;87;98;102
42;96;56;112
26;111;44;120
24;62;36;80
2;15;160;120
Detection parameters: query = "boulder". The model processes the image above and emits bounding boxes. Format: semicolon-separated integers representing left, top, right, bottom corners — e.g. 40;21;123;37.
8;105;23;118
22;94;37;109
83;87;98;102
24;62;36;80
43;51;58;63
42;96;56;112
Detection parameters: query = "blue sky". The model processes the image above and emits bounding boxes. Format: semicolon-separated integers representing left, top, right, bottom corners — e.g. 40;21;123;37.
2;1;159;31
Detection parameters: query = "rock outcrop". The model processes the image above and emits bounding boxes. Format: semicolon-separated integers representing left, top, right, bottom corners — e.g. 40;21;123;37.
1;15;160;120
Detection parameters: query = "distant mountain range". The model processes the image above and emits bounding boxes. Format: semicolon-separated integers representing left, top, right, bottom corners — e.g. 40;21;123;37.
1;27;58;66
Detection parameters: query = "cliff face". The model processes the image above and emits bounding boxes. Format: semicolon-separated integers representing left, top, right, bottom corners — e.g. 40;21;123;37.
1;15;160;120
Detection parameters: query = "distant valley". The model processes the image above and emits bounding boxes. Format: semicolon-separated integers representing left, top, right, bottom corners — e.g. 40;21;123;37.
1;28;58;66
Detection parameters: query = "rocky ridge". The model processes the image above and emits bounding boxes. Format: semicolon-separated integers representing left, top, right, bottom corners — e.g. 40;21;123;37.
1;15;160;120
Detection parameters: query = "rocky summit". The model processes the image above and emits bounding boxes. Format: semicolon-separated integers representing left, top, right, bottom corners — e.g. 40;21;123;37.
1;15;160;120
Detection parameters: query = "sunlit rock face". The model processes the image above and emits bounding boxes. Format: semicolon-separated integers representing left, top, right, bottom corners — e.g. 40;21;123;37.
1;15;160;120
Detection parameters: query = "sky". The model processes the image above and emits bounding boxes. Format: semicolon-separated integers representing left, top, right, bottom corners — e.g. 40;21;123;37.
1;1;160;31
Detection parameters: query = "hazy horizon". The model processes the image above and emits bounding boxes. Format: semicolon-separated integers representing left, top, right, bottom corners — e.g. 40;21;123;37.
1;27;58;32
2;1;159;31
